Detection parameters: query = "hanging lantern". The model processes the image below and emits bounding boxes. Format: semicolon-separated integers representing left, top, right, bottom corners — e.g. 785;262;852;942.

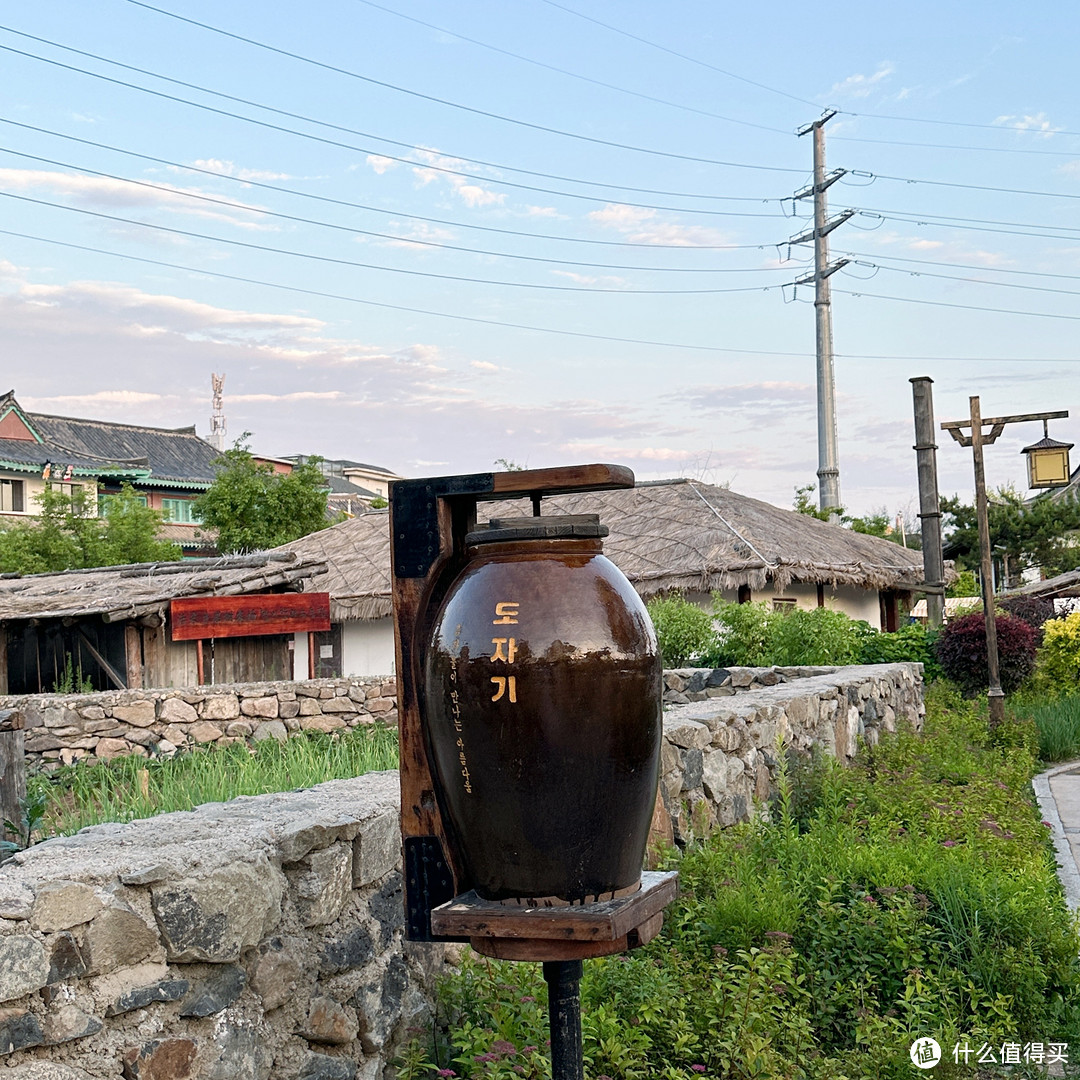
1022;421;1074;489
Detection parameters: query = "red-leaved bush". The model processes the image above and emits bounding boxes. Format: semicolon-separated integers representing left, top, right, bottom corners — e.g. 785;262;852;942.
934;611;1038;697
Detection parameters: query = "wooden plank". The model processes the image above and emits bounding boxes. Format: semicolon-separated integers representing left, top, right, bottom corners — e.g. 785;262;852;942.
77;630;126;691
195;639;204;687
486;463;634;500
170;593;330;641
0;631;7;696
124;624;143;689
430;871;678;942
470;911;664;962
0;728;26;843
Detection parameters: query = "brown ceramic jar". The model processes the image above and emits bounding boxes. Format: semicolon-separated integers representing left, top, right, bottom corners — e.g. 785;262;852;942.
423;515;661;904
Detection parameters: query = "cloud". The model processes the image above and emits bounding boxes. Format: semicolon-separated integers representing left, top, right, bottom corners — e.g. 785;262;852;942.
993;112;1062;138
470;360;501;372
669;382;815;417
377;221;456;250
587;203;732;247
522;205;562;218
230;391;346;402
410;149;506;208
186;158;293;181
0;169;271;230
23;390;165;409
829;62;895;99
366;155;398;175
551;270;628;288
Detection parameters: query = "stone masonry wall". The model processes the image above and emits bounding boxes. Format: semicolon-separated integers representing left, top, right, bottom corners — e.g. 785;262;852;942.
0;678;398;770
656;663;925;842
0;772;450;1080
0;664;923;1079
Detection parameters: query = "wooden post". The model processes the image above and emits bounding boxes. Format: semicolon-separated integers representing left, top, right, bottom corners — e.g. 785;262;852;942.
195;639;204;687
911;377;945;628
124;624;143;689
307;633;316;680
970;396;1006;727
0;710;26;844
0;630;7;695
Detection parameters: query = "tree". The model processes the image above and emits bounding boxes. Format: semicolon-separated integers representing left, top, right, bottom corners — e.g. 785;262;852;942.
193;438;332;554
793;483;919;547
0;483;180;574
941;485;1080;588
792;483;836;522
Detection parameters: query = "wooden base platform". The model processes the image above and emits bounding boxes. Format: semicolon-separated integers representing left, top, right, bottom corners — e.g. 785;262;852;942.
430;870;678;961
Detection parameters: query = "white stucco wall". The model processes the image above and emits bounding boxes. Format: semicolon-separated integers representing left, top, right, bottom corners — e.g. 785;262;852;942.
341;616;396;677
705;584;886;629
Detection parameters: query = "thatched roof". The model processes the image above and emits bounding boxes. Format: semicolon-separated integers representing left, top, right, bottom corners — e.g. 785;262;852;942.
0;552;326;624
1006;568;1080;600
278;479;927;621
279;511;392;621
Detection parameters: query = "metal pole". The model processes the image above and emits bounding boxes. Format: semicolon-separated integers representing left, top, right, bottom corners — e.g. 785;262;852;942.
970;396;1005;726
911;377;945;627
811;122;841;513
543;960;584;1080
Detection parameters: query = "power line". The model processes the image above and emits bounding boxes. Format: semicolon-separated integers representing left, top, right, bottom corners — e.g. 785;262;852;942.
0;36;797;215
846;169;1080;203
535;0;818;108
1;191;785;295
844;109;1080;138
852;211;1080;244
838;249;1080;283
0;145;789;274
351;0;790;133
110;3;805;170
834;288;1080;323
832;133;1080;158
850;261;1080;300
1;118;776;251
0;226;804;354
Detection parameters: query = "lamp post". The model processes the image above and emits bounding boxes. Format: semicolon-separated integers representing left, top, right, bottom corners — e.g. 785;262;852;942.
941;399;1070;726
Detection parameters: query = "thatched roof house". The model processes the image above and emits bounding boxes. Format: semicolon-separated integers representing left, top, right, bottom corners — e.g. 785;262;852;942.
0;551;326;693
278;479;928;676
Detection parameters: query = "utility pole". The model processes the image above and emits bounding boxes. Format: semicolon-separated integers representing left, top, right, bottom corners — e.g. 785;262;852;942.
791;110;852;514
910;377;945;628
210;373;227;452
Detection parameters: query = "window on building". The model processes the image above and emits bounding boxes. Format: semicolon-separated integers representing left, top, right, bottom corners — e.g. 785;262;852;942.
161;498;202;524
0;478;25;512
772;598;798;613
98;491;148;517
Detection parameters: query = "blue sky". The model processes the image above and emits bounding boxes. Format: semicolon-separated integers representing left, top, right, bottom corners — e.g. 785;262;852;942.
2;0;1078;516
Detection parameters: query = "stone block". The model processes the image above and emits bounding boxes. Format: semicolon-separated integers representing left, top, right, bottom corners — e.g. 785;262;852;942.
226;721;253;737
121;1038;198;1080
112;701;157;727
95;737;131;760
78;705;107;721
663;718;711;750
302;996;358;1045
321;697;358;714
279;700;300;719
0;1009;44;1055
3;1064;93;1080
160;724;190;746
702;751;745;803
290;843;352;928
106;977;189;1017
43;707;68;729
354;953;407;1053
0;881;34;922
252;720;288;744
201;695;240;720
346;687;367;704
299;698;323;716
240;697;278;719
664;691;689;706
300;715;347;734
83;899;160;975
31;880;104;932
25;734;64;753
353;809;400;887
159;698;198;724
126;729;160;748
712;725;742;753
729;669;754;688
665;672;687;692
705;668;731;687
0;936;49;1003
379;681;397;698
322;926;375;975
369;873;404;948
47;933;87;983
299;1053;357;1080
364;698;394;715
679;748;703;791
43;1003;102;1046
151;861;284;962
178;964;246;1017
249;937;302;1012
189;721;223;744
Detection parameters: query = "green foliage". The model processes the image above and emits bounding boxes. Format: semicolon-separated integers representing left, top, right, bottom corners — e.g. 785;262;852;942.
30;725;398;837
1037;611;1080;696
645;595;716;668
768;606;868;666
193;437;331;554
1013;694;1080;762
52;654;94;695
0;789;48;859
856;623;942;680
709;600;778;667
368;495;389;510
792;482;836;522
422;687;1079;1079
935;612;1039;697
0;483;179;574
942;486;1080;586
794;484;918;547
946;569;979;598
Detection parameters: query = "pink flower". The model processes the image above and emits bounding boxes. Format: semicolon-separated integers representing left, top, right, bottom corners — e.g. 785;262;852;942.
436;1071;456;1078
491;1041;516;1057
692;1066;708;1074
522;1047;538;1054
942;840;957;848
1043;821;1054;828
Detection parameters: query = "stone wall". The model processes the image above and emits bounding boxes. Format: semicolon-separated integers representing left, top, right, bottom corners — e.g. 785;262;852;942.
0;678;398;770
0;664;924;1079
0;772;449;1080
656;663;924;841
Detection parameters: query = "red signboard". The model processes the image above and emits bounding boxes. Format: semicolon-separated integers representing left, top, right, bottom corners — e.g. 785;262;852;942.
170;593;331;641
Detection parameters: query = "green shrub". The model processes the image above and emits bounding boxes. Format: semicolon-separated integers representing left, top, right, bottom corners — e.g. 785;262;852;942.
1039;610;1080;695
768;606;868;666
707;599;777;666
1014;694;1080;761
645;595;716;667
935;612;1038;697
857;622;942;679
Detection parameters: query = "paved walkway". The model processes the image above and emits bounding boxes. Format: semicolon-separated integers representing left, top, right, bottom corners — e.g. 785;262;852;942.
1033;760;1080;911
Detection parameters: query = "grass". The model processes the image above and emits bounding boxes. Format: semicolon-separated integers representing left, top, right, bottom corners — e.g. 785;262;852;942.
28;724;399;838
406;683;1080;1080
1012;693;1080;763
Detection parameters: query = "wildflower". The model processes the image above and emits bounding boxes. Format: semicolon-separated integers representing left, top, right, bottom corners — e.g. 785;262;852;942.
764;931;792;942
474;1053;499;1063
1043;821;1054;828
491;1041;516;1057
436;1071;456;1078
520;995;536;1004
942;840;957;848
522;1047;538;1055
691;1066;708;1074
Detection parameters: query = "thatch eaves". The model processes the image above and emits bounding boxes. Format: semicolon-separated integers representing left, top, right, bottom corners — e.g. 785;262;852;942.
276;479;927;620
0;551;326;624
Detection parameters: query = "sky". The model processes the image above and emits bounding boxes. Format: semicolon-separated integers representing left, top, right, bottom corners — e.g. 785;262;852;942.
2;0;1079;517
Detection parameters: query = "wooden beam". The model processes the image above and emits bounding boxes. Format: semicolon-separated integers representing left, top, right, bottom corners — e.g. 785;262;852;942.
77;630;126;691
171;593;331;641
124;624;143;690
196;639;205;687
0;725;26;846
